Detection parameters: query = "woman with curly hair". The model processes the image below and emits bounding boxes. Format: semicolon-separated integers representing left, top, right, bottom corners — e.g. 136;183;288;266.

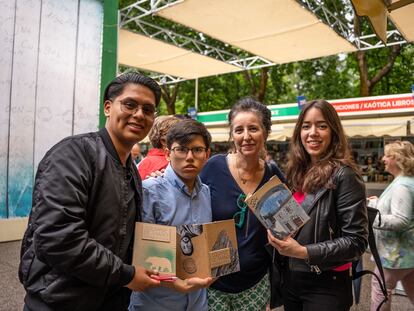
370;140;414;311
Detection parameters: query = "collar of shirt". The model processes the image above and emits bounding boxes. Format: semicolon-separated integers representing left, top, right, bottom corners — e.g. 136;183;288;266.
98;127;133;168
164;164;202;197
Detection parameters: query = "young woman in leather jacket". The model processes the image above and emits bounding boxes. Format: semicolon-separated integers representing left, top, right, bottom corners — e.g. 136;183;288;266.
267;100;368;311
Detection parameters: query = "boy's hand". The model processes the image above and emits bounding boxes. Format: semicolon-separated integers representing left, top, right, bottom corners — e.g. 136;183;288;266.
126;266;161;291
161;276;215;293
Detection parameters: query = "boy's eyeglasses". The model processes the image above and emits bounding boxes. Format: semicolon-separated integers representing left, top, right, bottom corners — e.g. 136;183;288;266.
233;193;247;229
170;146;208;159
114;99;156;118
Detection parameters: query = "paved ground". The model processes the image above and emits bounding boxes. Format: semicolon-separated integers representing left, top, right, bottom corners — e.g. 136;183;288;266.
1;240;413;311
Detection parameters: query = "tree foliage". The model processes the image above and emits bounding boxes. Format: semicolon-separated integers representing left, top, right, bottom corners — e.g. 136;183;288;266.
119;0;414;114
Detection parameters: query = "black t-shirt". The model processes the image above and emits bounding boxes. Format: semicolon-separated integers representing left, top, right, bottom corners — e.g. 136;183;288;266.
200;154;284;293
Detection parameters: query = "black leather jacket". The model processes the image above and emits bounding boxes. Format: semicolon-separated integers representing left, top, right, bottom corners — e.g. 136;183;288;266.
18;128;142;311
289;166;368;273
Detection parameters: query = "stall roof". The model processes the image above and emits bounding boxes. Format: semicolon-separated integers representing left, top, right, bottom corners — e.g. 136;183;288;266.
200;115;413;142
156;0;357;64
280;116;413;139
119;29;240;79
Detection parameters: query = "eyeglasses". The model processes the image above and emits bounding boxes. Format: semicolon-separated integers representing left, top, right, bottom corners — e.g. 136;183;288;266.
170;146;208;159
233;193;247;229
116;99;156;118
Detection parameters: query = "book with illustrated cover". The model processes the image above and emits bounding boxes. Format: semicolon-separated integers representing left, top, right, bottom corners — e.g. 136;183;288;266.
245;175;310;239
132;222;177;277
132;220;240;279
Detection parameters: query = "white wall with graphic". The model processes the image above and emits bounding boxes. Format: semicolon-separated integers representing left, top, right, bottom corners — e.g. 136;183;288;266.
0;0;103;219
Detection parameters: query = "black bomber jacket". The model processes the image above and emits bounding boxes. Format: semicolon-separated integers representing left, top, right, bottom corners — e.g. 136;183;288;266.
18;128;142;311
289;166;369;273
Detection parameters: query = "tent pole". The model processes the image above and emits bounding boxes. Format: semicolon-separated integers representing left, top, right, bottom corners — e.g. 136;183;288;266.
195;78;199;111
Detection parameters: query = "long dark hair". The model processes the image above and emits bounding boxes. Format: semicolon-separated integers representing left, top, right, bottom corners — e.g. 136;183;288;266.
286;100;359;193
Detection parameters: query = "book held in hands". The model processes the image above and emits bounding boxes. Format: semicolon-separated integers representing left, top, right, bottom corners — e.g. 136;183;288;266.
132;220;240;279
245;175;310;239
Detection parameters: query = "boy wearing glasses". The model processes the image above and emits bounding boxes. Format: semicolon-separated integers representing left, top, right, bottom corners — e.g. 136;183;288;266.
129;119;214;311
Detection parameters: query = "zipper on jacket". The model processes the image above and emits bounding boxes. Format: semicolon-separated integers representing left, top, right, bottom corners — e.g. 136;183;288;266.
307;202;322;274
314;202;321;244
310;265;322;274
328;221;334;240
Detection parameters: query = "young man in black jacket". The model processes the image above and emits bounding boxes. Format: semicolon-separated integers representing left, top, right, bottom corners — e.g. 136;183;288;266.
19;72;162;311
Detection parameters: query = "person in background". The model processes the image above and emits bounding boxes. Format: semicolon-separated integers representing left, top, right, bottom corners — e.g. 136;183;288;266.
129;119;214;311
265;151;278;170
18;72;162;311
137;116;180;179
131;143;143;165
267;99;368;311
200;97;285;310
370;140;414;311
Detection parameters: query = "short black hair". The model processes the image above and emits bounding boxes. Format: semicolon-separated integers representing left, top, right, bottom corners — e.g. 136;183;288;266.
166;119;212;149
103;72;161;106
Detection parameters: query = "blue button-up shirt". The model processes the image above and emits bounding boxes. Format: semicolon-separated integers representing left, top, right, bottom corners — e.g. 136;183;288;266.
129;164;212;311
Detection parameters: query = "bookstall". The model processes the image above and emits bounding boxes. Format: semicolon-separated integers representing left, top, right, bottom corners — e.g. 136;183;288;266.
198;93;414;186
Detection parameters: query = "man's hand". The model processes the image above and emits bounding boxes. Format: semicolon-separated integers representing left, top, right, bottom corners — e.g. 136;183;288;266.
146;169;165;179
161;276;215;293
125;266;161;292
267;230;308;259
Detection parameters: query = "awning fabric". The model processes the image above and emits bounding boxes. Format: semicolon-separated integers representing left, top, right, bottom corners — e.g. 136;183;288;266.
389;2;414;42
119;29;240;79
157;0;357;64
204;116;412;142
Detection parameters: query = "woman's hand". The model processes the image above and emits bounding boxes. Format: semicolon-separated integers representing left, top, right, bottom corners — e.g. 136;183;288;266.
267;230;308;259
161;276;215;293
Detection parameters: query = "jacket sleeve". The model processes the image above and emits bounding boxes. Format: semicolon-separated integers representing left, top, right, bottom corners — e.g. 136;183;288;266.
374;185;413;231
32;138;134;288
306;167;369;265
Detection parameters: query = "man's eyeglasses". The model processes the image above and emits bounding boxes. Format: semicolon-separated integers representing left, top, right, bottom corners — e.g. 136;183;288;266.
233;193;247;229
116;100;156;118
170;146;208;159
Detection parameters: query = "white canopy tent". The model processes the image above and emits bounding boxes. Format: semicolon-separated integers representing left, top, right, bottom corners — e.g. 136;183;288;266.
389;1;414;42
119;0;412;81
156;0;357;65
119;29;240;79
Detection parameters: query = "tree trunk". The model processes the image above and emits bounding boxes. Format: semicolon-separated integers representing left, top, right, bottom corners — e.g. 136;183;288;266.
243;70;257;96
243;68;269;101
354;16;402;96
258;67;269;102
160;84;179;115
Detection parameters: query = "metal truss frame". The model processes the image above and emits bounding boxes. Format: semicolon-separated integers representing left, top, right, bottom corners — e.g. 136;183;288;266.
124;18;275;69
120;0;182;27
120;0;409;84
298;0;407;50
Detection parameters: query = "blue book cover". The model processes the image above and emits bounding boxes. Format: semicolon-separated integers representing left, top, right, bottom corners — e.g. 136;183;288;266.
245;176;310;239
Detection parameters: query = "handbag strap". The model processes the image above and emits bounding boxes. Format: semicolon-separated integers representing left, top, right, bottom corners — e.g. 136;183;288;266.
333;167;388;310
353;206;388;311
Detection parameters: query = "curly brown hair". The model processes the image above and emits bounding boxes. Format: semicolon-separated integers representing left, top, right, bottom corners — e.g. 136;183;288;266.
148;116;180;149
286;100;359;193
227;97;271;152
